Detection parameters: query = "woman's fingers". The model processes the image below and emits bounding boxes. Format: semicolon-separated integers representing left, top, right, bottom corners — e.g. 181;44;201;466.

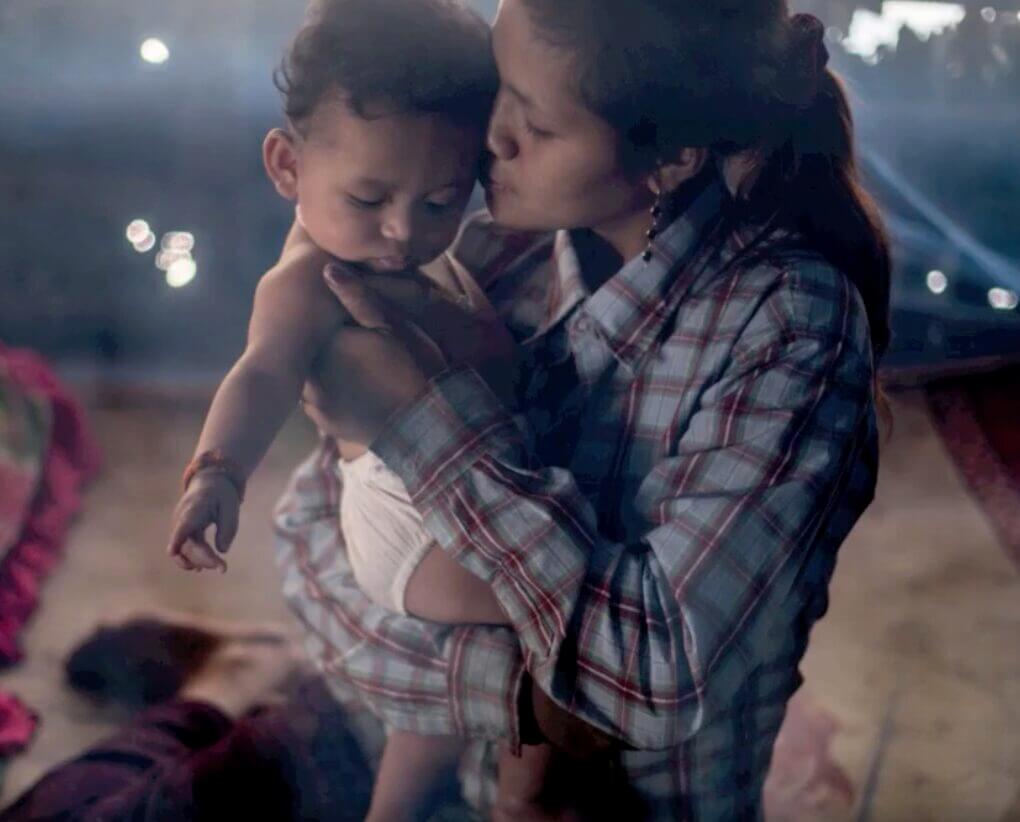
324;263;391;330
399;316;449;375
324;263;450;376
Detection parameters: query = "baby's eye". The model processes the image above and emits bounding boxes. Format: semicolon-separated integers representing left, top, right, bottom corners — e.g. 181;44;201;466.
425;197;457;212
424;189;462;212
346;193;385;209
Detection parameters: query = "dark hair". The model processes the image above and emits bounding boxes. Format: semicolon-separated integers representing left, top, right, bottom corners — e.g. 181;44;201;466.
275;0;497;134
520;0;891;364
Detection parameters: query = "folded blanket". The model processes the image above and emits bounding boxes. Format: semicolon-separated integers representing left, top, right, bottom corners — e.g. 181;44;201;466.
926;364;1020;571
0;343;101;756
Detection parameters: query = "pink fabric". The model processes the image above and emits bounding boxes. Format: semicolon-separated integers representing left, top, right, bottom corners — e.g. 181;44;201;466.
0;692;39;756
0;343;100;756
926;366;1020;571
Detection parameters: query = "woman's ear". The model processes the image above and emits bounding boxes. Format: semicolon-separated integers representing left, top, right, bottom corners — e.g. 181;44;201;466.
263;128;300;200
647;147;709;196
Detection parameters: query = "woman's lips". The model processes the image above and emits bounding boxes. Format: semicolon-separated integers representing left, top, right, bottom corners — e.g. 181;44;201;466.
485;177;514;199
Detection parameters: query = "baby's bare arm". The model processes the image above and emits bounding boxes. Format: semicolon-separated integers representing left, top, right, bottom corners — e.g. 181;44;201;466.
191;246;345;480
404;546;509;625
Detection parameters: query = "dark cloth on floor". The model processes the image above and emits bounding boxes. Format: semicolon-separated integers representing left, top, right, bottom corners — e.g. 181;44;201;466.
0;680;374;822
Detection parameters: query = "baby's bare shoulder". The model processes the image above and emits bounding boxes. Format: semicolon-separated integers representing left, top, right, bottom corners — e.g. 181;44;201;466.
259;243;332;297
250;247;344;346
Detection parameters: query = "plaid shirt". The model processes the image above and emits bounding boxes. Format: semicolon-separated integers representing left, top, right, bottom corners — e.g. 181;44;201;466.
274;176;878;820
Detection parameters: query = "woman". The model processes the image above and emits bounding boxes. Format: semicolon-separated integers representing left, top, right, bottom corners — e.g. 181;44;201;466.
273;0;890;818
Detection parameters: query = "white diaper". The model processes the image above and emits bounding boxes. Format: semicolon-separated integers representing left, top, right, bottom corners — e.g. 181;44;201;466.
337;450;435;615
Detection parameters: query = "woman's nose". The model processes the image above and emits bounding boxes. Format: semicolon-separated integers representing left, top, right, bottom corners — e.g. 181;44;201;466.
486;94;519;161
487;128;518;161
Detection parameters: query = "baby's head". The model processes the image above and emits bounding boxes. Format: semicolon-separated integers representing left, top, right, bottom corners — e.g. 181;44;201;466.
264;0;496;273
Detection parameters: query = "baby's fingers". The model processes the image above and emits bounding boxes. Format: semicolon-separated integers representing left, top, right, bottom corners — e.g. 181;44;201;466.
180;539;228;573
167;502;213;557
215;500;239;554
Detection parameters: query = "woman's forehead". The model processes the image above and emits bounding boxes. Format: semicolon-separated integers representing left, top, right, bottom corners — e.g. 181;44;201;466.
492;0;587;122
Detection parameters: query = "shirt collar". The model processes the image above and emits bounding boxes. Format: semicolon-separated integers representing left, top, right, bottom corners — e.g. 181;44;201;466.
517;229;589;346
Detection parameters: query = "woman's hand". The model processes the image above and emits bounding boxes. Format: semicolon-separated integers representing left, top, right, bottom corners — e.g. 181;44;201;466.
317;263;449;445
520;673;621;759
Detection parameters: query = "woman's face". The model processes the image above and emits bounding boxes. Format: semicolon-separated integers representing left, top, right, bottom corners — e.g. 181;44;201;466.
484;0;651;237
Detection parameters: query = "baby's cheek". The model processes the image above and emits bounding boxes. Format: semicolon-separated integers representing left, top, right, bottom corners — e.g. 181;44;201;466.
420;215;464;259
327;210;381;261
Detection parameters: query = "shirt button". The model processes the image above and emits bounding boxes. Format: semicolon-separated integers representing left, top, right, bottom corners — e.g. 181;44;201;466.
573;315;593;335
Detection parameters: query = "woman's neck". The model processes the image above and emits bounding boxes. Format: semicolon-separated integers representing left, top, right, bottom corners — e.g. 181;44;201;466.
722;150;762;200
589;200;656;268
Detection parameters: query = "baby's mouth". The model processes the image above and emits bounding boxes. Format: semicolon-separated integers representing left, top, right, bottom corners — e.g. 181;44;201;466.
371;255;416;272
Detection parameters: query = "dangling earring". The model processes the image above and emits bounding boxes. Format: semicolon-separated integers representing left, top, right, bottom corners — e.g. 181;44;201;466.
643;178;665;264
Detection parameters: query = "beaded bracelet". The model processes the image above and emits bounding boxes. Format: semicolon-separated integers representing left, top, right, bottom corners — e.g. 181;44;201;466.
181;449;247;502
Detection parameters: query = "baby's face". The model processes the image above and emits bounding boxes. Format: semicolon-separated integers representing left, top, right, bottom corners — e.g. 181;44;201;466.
293;98;483;273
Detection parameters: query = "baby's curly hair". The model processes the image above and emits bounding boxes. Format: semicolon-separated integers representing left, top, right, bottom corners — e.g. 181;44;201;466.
275;0;497;134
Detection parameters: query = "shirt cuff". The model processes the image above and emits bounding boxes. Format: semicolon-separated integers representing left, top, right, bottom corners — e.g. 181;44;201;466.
371;366;523;506
448;626;527;755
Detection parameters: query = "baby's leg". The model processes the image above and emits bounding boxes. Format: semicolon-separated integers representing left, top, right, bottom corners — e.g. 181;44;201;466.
404;545;509;625
496;742;557;815
366;729;462;822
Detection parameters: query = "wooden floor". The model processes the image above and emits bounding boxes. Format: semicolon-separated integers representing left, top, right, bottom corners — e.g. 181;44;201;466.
1;389;1019;821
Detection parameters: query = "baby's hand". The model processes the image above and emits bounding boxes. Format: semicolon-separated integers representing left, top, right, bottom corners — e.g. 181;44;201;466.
167;473;240;573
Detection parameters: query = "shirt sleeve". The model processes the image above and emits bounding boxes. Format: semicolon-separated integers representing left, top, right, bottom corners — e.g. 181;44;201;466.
370;265;878;750
272;437;527;747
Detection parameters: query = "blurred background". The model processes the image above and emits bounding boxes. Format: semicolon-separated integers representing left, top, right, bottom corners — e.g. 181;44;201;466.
0;1;1018;820
2;0;1020;376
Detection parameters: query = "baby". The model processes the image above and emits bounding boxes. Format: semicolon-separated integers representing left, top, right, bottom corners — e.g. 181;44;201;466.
166;0;556;818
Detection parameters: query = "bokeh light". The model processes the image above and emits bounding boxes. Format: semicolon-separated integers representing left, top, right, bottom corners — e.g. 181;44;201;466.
161;232;195;253
926;269;948;295
132;231;157;253
988;287;1019;311
155;249;191;271
125;219;151;244
166;257;197;288
140;38;170;65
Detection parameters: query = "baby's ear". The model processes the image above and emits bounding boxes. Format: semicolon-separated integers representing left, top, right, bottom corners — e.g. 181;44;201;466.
263;128;300;200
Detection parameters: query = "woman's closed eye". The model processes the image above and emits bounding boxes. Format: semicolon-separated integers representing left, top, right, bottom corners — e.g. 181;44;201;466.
524;119;555;140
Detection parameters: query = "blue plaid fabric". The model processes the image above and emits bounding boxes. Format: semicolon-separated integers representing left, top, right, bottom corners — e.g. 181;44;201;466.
274;176;879;819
